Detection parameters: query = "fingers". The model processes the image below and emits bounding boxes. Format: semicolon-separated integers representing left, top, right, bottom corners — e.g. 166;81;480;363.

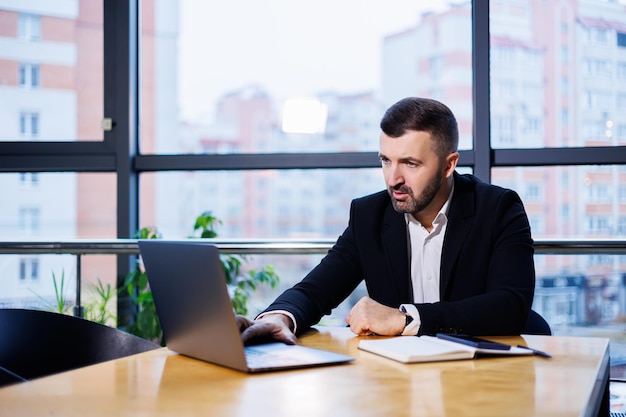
235;315;254;332
239;316;297;345
347;296;374;335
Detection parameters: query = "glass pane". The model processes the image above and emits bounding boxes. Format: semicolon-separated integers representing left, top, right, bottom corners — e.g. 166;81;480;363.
0;172;116;239
142;1;473;154
140;169;385;239
233;253;366;325
494;165;626;373
0;171;117;322
140;169;386;323
533;253;626;379
0;254;118;326
492;165;626;239
0;1;104;141
490;0;626;149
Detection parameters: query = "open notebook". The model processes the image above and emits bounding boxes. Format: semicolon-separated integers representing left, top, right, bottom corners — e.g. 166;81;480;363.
138;240;354;373
358;334;535;363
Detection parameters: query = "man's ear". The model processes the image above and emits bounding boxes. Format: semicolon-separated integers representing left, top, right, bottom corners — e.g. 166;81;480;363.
443;152;459;177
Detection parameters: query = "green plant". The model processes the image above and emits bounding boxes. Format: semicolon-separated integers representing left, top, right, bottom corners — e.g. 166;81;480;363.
120;214;280;344
30;270;73;314
84;277;116;326
193;211;221;238
120;226;163;344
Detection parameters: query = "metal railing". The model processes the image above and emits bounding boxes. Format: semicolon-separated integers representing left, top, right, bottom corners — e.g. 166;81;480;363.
1;238;625;316
1;238;625;255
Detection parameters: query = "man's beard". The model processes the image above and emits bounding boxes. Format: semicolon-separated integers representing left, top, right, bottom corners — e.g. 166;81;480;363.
388;174;442;215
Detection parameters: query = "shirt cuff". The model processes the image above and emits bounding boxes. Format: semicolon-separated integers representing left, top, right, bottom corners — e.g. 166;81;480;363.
256;310;298;334
399;303;421;336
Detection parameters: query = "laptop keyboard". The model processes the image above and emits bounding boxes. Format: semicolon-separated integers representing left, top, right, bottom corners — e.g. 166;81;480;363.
245;345;309;367
246;345;324;368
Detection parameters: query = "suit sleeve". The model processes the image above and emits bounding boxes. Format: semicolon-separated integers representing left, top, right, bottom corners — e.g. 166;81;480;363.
261;200;366;334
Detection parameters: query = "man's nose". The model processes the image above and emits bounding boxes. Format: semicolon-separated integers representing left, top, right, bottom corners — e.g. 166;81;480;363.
387;165;404;186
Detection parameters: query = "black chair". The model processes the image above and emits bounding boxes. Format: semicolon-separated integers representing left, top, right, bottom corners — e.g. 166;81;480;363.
0;309;160;387
523;309;552;335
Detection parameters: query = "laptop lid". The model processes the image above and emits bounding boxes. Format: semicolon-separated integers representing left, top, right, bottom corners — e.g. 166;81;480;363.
138;240;354;373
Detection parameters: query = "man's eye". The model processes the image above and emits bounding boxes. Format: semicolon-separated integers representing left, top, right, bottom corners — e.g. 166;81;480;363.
380;158;390;164
406;161;417;167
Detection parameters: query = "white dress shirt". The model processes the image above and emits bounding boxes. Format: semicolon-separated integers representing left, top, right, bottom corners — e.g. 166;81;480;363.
401;184;454;335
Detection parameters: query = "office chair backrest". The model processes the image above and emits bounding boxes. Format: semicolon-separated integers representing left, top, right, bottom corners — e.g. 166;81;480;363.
523;309;552;335
0;308;159;386
0;364;26;386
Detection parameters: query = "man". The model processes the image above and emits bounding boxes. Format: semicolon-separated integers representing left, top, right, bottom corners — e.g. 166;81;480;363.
240;97;535;345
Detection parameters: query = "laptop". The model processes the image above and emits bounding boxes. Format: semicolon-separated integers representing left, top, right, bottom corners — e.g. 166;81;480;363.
138;240;354;373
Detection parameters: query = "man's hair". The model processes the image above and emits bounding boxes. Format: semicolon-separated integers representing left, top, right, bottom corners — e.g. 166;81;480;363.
380;97;459;158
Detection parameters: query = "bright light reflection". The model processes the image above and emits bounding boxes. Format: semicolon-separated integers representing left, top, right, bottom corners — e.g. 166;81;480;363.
281;98;328;134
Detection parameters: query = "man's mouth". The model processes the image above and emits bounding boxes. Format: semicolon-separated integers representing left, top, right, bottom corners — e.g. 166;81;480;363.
393;190;407;200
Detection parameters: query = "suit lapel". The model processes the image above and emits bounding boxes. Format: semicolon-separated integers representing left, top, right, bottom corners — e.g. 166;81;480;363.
440;173;474;297
382;203;412;303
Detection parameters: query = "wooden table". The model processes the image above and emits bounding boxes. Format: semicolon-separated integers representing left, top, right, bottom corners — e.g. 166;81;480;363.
0;327;609;417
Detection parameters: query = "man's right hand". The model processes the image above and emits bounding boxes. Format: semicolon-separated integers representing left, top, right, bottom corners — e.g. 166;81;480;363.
238;313;298;345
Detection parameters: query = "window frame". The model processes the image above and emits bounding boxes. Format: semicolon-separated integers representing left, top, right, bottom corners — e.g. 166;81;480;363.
1;1;626;322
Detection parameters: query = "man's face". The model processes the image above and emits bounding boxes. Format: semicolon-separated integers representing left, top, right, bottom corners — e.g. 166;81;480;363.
379;130;449;216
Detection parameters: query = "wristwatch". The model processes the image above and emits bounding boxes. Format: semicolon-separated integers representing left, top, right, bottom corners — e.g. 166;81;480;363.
404;313;414;327
401;306;413;327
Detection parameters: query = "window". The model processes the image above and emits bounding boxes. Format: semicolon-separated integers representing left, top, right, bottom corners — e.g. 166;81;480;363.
528;215;544;235
524;183;542;201
618;186;626;202
588;184;611;202
19;258;39;281
617;32;626;48
19;112;39;138
492;115;515;146
618;93;626;110
561;109;569;125
19;63;40;88
19;173;39;186
594;28;609;44
491;46;515;67
588;254;612;266
18;207;40;232
617;62;626;79
617;124;626;143
588;216;611;235
18;14;40;41
618;217;626;235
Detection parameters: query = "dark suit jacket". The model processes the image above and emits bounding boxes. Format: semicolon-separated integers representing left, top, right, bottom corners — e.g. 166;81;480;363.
265;172;535;336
